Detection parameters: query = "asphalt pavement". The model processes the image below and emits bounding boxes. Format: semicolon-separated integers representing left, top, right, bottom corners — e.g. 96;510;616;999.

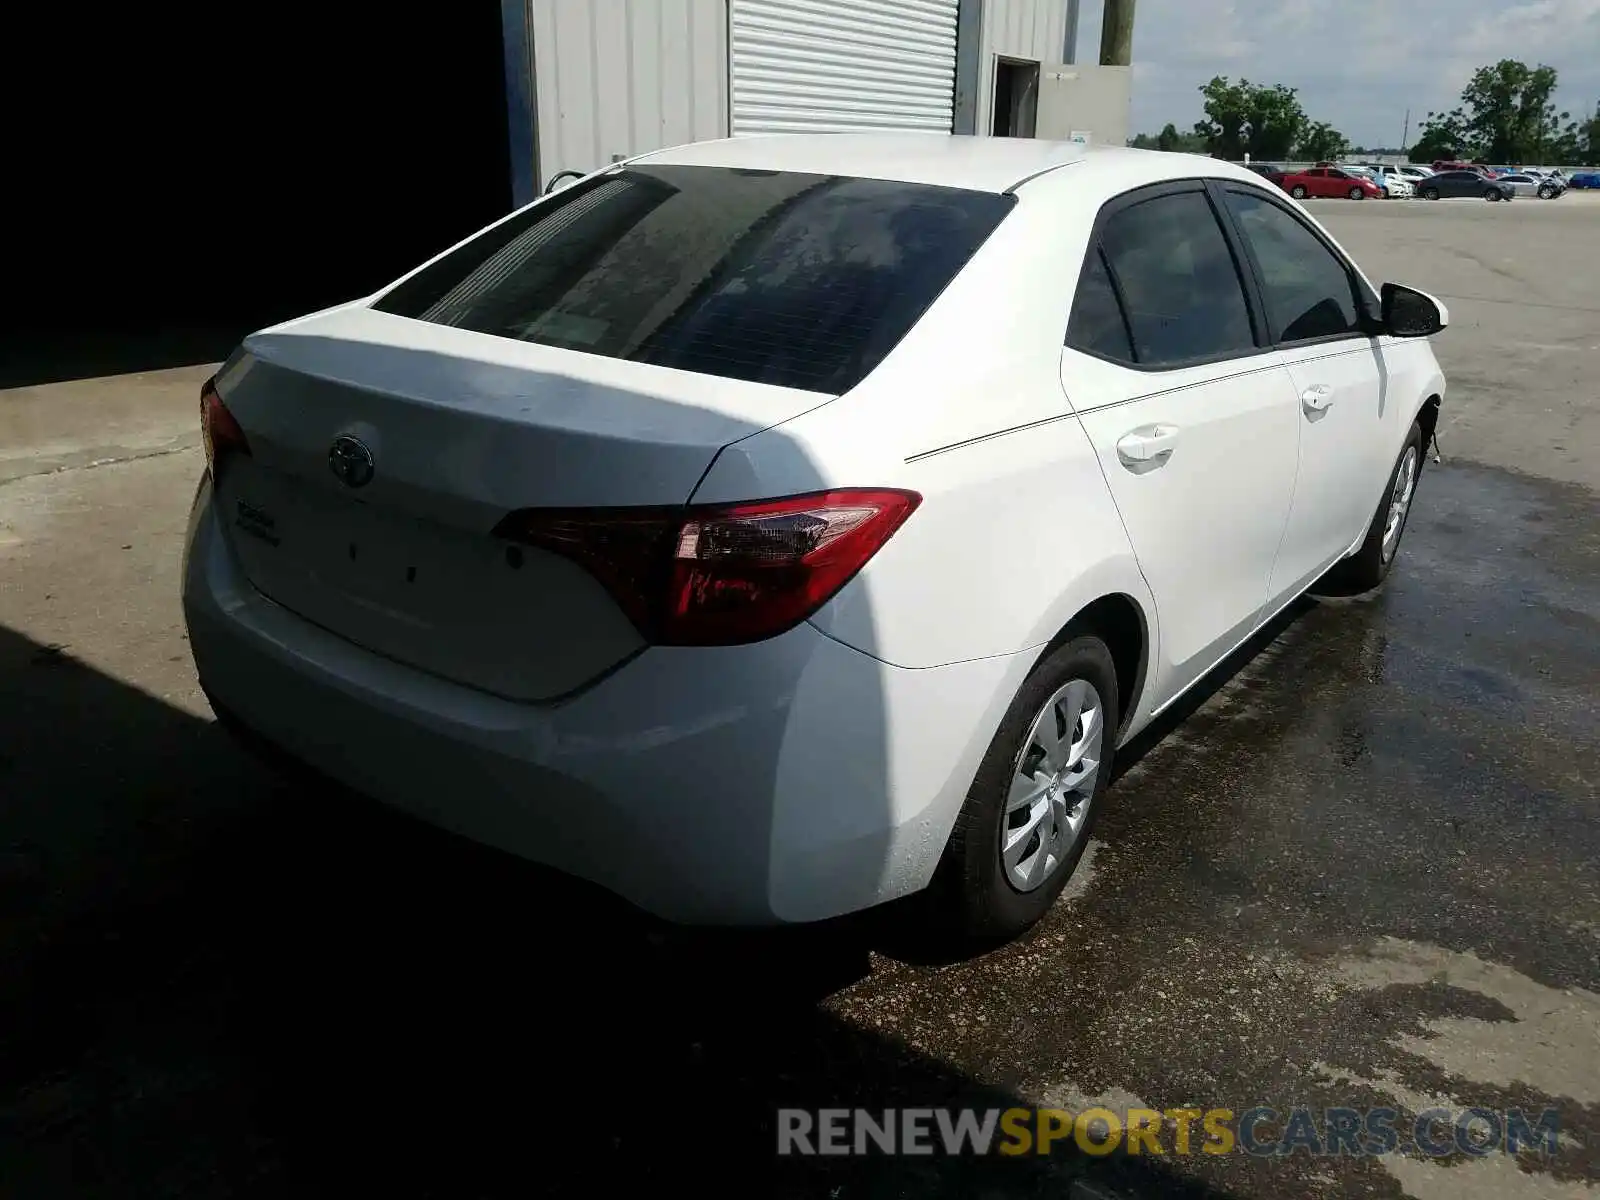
1;196;1597;1200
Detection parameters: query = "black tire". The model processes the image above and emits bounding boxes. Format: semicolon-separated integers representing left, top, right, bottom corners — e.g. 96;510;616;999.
1349;186;1365;200
1327;421;1425;592
1290;185;1308;199
1538;186;1556;199
1421;187;1440;200
930;636;1119;943
1485;189;1502;201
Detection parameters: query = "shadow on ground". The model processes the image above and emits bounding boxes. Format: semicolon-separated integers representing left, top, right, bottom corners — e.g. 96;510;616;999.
0;622;1238;1198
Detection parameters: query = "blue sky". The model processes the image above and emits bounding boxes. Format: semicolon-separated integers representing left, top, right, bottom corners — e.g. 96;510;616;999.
1072;0;1600;148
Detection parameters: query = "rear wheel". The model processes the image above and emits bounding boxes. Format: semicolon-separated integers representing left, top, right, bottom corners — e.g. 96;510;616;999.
1291;185;1308;199
1327;421;1424;592
1421;186;1440;200
931;637;1118;943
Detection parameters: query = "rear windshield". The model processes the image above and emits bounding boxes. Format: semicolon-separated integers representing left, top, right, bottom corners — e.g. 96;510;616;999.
373;164;1015;394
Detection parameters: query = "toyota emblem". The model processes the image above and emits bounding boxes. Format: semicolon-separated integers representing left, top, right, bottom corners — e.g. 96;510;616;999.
328;435;375;489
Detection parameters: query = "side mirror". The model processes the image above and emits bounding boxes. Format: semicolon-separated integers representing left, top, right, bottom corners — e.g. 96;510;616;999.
1381;282;1449;337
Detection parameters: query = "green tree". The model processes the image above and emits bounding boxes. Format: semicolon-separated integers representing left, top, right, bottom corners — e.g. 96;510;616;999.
1194;76;1307;160
1459;59;1560;161
1129;123;1208;154
1408;117;1463;163
1409;104;1469;162
1415;60;1573;162
1296;121;1349;162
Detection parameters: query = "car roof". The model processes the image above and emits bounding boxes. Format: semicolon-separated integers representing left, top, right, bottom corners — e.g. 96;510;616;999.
630;134;1266;195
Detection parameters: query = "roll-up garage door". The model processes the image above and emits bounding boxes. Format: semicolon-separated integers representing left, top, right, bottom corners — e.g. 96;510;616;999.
729;0;959;134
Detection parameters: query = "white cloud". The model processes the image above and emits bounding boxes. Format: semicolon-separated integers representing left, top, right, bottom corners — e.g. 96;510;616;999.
1072;0;1600;149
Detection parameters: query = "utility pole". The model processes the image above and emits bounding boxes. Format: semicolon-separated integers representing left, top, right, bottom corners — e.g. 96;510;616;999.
1401;108;1410;154
1099;0;1135;66
1063;0;1081;64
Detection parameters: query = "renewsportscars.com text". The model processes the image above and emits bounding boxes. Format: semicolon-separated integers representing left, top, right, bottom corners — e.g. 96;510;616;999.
777;1106;1561;1158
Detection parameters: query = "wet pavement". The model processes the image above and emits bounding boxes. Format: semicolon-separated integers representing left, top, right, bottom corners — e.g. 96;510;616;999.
3;422;1596;1200
3;201;1599;1197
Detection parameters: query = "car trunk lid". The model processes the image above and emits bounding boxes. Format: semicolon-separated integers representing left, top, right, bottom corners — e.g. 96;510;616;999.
210;305;828;700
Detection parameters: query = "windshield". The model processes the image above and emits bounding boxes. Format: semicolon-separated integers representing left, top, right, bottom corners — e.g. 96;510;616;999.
374;164;1016;395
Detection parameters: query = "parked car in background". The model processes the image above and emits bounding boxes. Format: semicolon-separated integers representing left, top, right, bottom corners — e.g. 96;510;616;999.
1568;170;1600;189
1395;165;1433;182
1363;164;1419;195
1416;170;1516;201
1244;162;1288;187
1280;165;1385;200
1432;160;1500;178
1368;173;1415;198
1337;165;1388;194
1495;172;1565;199
181;135;1449;940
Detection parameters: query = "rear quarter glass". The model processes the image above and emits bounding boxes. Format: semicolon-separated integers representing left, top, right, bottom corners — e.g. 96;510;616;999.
373;165;1017;396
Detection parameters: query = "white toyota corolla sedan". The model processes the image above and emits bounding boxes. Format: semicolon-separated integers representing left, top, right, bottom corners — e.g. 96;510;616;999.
184;136;1447;941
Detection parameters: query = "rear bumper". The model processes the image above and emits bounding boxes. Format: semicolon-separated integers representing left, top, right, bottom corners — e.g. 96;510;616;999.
181;478;1024;925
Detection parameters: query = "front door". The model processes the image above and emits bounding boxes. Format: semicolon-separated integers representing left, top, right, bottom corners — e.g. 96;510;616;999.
1063;183;1301;709
1217;184;1391;601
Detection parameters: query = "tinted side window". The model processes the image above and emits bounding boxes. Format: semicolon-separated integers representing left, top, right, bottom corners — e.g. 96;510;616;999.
1224;189;1362;343
373;165;1015;395
1098;190;1256;367
1065;248;1133;361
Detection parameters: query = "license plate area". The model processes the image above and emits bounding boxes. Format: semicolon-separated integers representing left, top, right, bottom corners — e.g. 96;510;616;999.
225;467;497;628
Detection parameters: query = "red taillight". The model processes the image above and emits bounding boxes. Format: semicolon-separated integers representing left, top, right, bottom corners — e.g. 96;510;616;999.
200;377;250;478
493;488;921;646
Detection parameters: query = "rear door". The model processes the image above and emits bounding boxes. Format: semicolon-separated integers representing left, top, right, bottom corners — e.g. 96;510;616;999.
1065;182;1300;709
1217;183;1392;601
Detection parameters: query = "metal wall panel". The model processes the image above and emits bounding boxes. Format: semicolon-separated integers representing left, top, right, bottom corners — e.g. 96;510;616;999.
1036;64;1130;148
530;0;728;191
729;0;960;135
976;0;1069;137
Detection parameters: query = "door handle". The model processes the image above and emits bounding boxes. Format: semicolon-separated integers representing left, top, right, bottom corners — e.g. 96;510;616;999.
1115;425;1180;467
1301;384;1334;413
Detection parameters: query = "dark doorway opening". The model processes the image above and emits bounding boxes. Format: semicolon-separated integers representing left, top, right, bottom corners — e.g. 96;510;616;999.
8;1;513;387
992;59;1041;138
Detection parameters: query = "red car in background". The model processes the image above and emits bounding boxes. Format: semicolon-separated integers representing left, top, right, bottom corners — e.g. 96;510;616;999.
1277;165;1384;200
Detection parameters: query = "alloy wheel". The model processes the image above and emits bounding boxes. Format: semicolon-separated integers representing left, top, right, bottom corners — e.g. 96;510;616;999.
1000;679;1103;892
1381;446;1419;563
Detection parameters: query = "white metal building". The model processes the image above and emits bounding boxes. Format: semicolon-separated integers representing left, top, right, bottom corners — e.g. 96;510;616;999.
508;0;1130;201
